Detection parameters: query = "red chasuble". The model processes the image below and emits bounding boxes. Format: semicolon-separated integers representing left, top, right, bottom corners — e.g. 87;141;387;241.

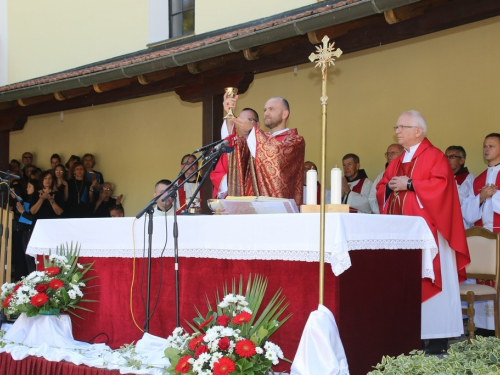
376;138;470;302
226;128;305;207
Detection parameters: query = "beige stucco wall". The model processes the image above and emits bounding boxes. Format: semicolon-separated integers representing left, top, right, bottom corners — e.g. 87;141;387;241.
10;16;500;214
7;0;148;83
195;0;314;34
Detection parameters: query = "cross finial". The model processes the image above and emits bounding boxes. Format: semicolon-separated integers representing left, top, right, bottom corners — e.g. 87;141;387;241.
309;35;342;104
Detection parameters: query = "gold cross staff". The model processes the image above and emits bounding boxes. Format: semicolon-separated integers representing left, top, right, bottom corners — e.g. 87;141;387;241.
309;35;343;105
309;35;342;305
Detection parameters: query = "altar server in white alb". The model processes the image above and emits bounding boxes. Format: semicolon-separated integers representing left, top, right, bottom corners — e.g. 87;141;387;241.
376;110;470;354
461;134;500;332
341;153;372;213
462;134;500;232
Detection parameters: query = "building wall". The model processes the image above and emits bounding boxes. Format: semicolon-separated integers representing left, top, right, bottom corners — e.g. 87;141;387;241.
10;16;500;214
195;0;314;34
7;0;148;83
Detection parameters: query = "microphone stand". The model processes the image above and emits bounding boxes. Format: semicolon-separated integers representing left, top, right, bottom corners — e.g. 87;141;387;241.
183;145;230;213
135;150;209;333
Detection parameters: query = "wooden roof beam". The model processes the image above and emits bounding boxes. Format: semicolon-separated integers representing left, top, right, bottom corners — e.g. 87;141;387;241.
17;94;53;107
93;78;133;93
54;87;93;101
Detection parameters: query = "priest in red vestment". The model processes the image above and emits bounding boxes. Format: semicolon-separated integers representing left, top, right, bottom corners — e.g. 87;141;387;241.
211;95;305;207
376;110;470;354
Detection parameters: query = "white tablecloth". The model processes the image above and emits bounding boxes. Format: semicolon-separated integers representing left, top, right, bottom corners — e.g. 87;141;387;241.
27;213;437;278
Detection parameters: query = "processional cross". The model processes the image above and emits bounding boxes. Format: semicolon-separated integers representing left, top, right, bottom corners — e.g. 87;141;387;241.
308;35;342;305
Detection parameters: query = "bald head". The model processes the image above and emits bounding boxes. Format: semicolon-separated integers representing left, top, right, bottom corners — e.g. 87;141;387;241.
386;144;404;163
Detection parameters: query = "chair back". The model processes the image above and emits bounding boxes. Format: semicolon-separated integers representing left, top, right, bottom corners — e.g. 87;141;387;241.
465;226;500;285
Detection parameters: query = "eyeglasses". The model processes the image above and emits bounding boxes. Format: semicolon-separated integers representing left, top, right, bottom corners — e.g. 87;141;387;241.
384;151;400;157
393;125;419;132
23;156;33;159
447;155;463;160
102;187;113;191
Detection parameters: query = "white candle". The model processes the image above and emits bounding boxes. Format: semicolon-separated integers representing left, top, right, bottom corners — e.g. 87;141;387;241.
306;169;317;205
331;167;342;204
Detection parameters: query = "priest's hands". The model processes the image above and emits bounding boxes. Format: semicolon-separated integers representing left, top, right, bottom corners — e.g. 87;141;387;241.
341;177;350;197
479;183;498;204
232;116;254;136
389;176;410;192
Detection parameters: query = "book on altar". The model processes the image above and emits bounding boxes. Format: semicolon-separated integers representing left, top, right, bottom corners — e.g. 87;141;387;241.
220;196;299;214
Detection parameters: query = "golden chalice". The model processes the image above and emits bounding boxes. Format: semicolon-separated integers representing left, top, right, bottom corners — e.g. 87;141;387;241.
223;87;238;120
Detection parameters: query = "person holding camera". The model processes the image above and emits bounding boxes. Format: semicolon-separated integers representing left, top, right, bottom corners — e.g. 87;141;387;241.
29;171;64;219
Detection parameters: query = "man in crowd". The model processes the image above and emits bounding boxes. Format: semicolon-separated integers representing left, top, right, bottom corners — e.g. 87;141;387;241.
221;94;305;207
463;134;500;232
341;153;372;213
368;144;403;214
210;108;260;199
21;152;34;180
93;182;123;217
154;179;174;216
377;110;470;354
109;204;125;217
176;154;201;214
83;153;104;191
445;145;474;228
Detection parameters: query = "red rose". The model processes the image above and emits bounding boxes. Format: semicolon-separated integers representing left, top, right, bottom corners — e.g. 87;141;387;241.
213;357;235;375
44;267;60;276
198;315;214;330
188;335;205;351
35;284;49;293
218;337;230;351
235;339;256;358
194;344;209;358
48;279;64;290
13;283;22;292
174;355;192;374
216;315;230;327
232;311;252;325
2;294;13;308
30;293;49;307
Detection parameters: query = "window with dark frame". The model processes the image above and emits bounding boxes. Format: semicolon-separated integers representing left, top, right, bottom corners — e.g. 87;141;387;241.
169;0;195;39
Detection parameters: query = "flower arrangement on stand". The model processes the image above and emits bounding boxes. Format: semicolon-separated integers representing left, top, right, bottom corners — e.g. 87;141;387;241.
0;242;97;318
164;275;291;375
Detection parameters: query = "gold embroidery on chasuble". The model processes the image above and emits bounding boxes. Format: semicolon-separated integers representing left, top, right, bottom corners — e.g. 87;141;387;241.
387;157;418;215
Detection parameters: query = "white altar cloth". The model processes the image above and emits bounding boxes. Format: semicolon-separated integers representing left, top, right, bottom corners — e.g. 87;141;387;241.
27;213;437;279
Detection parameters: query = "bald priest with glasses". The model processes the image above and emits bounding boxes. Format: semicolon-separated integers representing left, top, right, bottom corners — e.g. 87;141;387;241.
376;110;470;354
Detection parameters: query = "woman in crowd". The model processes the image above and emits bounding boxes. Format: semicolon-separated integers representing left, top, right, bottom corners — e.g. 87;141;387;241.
29;171;64;219
65;155;81;179
54;163;69;201
66;162;96;218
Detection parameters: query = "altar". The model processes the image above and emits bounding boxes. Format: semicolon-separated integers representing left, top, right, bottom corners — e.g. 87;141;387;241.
22;212;434;375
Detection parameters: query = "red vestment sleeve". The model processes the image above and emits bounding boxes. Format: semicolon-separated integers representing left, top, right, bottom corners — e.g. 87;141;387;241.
210;153;228;198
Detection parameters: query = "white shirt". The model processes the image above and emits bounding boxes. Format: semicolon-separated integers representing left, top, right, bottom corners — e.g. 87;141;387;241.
462;165;500;231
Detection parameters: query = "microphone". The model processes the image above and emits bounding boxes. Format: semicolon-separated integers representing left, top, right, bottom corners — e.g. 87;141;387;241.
9;188;23;204
213;139;230;152
204;140;233;160
0;170;21;180
193;139;225;153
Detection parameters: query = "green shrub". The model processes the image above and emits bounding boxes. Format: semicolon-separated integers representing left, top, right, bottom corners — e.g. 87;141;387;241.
368;336;500;375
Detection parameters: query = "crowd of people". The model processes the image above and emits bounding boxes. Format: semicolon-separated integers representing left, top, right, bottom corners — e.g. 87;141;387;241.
5;153;125;283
